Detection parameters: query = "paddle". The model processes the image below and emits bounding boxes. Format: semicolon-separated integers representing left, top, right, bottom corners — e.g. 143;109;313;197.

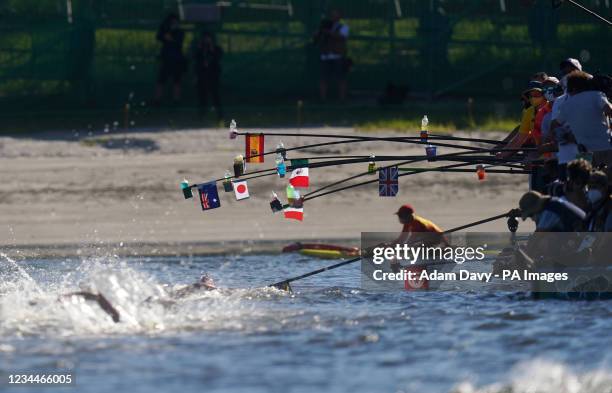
269;210;518;290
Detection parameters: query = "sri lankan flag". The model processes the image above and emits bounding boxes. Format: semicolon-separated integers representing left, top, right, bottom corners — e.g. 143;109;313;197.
245;133;265;163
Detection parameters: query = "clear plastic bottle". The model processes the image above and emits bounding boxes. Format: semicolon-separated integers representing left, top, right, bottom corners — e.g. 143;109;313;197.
276;154;286;177
276;140;287;160
223;171;233;192
229;119;238;139
368;154;376;173
420;115;429;142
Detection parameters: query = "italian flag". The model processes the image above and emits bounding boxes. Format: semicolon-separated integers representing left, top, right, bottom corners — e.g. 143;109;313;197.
284;207;304;221
245;133;264;163
289;167;309;188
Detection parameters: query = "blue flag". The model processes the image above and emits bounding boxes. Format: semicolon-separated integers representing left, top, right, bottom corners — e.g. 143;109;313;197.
379;167;398;197
197;182;221;211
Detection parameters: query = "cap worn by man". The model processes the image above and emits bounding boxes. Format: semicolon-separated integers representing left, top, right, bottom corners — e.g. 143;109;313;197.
395;204;414;217
560;58;582;72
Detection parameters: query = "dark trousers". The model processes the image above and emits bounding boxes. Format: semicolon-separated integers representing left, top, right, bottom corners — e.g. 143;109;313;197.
197;75;221;112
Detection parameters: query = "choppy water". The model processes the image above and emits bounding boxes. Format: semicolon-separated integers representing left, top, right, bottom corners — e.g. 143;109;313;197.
1;253;611;393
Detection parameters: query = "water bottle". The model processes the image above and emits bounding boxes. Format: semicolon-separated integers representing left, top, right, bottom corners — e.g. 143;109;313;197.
223;171;233;192
276;140;287;160
233;154;244;177
476;164;486;181
276;154;286;177
286;184;298;202
368;154;376;173
181;179;193;199
420;115;429;143
229;119;238;139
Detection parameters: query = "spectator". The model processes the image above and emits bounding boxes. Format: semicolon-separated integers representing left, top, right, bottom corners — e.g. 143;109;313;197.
531;81;552;145
547;61;583;180
193;31;223;118
539;76;561;150
154;13;186;105
496;81;542;160
559;57;583;76
314;9;350;101
519;190;586;232
552;71;612;166
586;170;611;231
562;158;591;212
532;71;548;83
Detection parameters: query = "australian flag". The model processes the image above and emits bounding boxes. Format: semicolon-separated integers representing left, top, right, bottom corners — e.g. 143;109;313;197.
379;167;399;197
197;182;221;211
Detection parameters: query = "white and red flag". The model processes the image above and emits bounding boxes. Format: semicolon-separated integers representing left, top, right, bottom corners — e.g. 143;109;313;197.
283;207;304;221
233;180;250;200
289;167;309;188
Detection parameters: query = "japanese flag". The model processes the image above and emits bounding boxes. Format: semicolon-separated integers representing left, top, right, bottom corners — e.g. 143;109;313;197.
233;180;250;200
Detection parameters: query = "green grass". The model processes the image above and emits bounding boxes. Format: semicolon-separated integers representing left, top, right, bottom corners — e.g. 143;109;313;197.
0;99;520;134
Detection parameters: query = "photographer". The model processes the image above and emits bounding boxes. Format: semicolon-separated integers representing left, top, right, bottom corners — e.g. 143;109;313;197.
314;10;350;101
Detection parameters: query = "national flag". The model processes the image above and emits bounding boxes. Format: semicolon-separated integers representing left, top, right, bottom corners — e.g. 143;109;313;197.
379;166;398;197
290;158;309;168
233;180;250;200
270;198;283;213
289;167;309;188
284;207;304;221
245;133;264;163
197;182;221;211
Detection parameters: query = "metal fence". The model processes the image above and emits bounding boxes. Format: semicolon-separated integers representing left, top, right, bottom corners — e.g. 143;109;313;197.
0;0;610;114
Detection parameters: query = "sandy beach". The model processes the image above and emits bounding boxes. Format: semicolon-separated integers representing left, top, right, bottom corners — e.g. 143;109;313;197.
0;127;533;258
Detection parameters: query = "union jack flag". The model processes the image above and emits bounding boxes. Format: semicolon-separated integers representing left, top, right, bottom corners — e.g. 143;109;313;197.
379;167;398;197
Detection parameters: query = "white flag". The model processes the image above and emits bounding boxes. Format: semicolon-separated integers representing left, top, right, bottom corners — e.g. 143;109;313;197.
233;180;250;200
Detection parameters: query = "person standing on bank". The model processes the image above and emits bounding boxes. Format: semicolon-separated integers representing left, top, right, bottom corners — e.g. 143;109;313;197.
193;31;223;119
314;10;350;102
154;13;187;105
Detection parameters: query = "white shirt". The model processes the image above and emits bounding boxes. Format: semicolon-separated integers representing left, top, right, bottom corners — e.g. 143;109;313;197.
551;94;579;164
555;91;612;152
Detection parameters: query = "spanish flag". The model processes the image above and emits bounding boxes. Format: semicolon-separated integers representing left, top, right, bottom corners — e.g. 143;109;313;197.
245;133;264;163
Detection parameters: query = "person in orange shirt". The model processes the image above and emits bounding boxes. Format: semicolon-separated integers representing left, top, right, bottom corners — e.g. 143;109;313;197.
386;204;448;273
391;204;449;247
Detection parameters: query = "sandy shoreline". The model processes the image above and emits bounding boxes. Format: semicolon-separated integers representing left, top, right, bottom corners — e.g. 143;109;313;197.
1;127;534;258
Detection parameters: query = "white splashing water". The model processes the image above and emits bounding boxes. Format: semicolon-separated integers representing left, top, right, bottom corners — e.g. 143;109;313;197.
453;359;612;393
0;252;42;294
0;257;288;338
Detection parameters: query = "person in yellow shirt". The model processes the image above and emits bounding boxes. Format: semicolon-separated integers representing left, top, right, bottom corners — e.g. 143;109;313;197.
496;81;543;159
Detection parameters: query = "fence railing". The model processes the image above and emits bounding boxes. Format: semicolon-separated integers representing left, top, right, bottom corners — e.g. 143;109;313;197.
0;0;610;114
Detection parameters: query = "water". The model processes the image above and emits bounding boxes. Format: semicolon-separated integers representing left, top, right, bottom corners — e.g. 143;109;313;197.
1;254;611;393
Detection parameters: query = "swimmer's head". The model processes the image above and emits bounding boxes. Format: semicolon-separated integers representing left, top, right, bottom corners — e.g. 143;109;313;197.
199;274;216;289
